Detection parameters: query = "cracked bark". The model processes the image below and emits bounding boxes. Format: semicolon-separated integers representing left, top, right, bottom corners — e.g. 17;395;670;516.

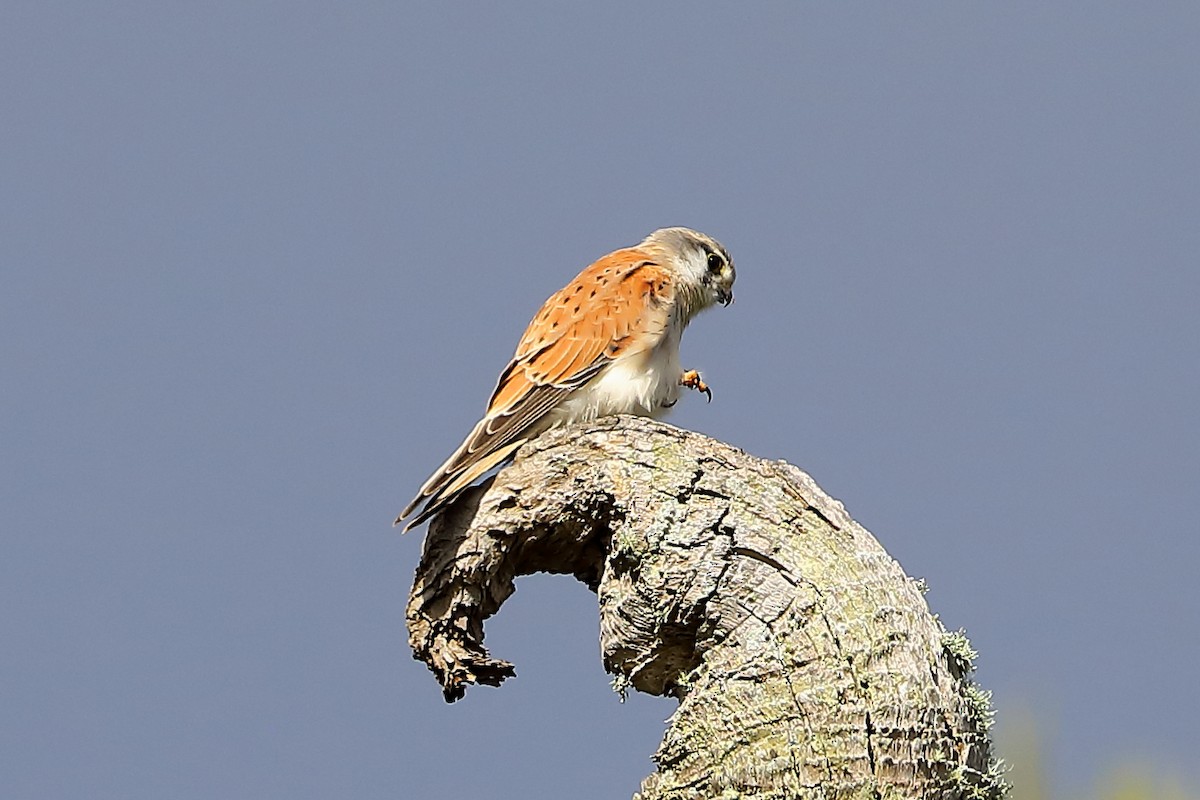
406;415;1003;800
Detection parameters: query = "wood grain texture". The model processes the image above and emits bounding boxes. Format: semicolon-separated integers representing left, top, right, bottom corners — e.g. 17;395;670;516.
405;415;1003;799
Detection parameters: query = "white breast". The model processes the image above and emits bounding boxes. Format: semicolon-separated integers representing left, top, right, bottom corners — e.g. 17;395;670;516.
550;326;683;427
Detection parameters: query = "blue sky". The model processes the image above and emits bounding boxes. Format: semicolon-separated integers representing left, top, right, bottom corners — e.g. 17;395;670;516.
3;3;1198;798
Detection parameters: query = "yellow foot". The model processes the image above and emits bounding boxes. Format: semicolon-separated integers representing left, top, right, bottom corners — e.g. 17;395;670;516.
680;369;712;403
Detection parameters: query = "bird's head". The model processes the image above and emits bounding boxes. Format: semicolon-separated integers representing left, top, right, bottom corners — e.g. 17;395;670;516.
642;227;736;315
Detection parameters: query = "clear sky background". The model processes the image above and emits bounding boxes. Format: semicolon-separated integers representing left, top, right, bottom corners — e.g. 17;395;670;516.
3;3;1197;798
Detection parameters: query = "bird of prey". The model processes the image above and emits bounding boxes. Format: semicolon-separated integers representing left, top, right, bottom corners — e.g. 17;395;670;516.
396;226;736;530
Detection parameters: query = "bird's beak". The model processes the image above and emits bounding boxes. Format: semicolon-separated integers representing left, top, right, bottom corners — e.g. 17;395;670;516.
717;288;734;307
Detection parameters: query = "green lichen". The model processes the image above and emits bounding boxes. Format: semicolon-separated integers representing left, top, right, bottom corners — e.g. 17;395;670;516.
964;684;996;731
610;525;647;560
948;757;1010;799
942;628;979;674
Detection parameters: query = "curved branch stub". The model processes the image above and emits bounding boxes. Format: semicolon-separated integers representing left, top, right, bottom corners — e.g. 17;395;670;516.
404;415;1003;798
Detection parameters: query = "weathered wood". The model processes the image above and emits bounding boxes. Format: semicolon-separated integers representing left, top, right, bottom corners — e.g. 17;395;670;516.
406;415;1003;799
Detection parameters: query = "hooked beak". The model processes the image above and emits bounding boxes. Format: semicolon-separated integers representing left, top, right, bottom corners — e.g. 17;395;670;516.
717;288;734;307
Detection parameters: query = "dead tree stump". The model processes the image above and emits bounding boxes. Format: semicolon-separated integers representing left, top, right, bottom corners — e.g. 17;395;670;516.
406;415;1003;799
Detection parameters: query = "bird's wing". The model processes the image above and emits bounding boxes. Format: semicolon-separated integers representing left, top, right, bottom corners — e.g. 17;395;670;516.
397;249;675;528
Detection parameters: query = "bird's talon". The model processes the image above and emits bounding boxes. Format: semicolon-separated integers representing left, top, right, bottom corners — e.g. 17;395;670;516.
680;369;712;402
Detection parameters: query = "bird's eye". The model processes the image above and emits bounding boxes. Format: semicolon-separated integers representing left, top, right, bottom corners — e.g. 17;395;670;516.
706;252;724;273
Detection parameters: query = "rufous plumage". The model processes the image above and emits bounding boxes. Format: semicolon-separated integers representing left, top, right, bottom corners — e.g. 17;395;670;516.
397;227;735;530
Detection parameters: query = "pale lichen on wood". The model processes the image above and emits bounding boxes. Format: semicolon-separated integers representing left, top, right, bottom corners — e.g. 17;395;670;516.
405;415;1004;799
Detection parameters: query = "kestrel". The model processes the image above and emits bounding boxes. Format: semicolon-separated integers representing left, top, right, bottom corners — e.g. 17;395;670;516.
396;227;736;530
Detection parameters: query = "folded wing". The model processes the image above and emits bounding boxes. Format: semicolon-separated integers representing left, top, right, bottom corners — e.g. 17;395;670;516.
397;250;674;529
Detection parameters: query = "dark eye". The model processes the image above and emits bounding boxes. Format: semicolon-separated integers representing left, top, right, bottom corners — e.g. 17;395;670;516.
706;252;724;272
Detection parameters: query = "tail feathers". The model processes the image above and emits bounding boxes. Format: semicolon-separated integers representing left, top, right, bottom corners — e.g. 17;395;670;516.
395;418;489;527
395;440;526;531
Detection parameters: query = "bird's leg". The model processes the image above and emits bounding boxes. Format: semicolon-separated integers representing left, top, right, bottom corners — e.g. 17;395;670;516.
679;369;712;403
